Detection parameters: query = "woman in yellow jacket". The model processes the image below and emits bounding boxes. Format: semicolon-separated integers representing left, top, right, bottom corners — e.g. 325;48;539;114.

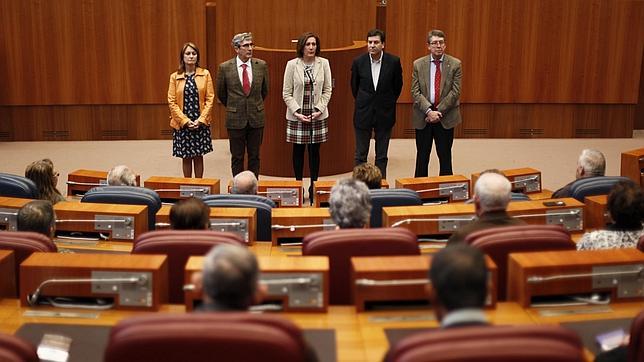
168;42;214;178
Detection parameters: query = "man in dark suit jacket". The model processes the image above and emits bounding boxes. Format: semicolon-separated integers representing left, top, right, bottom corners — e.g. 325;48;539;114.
412;29;462;177
351;29;403;178
216;32;269;177
429;243;489;328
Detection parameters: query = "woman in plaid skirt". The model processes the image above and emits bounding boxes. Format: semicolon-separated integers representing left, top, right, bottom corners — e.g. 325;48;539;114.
282;32;333;204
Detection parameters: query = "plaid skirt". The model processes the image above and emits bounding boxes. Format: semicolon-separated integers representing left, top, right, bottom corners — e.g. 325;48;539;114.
286;118;328;144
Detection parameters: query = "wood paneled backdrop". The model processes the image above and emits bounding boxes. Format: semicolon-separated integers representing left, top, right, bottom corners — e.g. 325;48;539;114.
0;0;642;146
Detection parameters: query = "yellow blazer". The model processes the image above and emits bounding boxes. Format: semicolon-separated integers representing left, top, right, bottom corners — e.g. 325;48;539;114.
167;67;215;130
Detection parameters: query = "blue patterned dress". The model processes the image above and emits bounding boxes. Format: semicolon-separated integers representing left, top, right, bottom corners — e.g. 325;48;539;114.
172;74;213;158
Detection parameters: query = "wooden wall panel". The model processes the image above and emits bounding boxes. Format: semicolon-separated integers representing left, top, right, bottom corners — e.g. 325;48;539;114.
0;0;207;105
388;0;644;104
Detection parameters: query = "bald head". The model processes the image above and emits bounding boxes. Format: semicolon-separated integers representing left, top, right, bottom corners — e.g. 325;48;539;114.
474;173;511;214
232;171;258;195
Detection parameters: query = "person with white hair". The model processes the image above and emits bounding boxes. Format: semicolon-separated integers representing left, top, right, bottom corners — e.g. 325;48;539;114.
552;149;606;198
231;170;258;195
448;172;525;244
328;178;372;228
107;165;137;186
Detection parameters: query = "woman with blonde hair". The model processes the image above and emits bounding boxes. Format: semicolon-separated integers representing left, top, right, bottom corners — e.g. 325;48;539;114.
25;159;65;204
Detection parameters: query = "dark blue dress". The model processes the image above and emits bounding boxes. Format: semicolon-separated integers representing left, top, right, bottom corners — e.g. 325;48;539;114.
172;74;213;158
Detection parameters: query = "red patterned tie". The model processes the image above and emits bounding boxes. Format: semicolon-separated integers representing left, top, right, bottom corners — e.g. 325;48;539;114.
433;59;441;106
242;64;251;95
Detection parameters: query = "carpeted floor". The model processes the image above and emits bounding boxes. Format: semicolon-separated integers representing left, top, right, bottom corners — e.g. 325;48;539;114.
1;133;642;198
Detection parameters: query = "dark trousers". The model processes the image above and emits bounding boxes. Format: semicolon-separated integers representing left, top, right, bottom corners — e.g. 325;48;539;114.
228;125;263;177
354;126;392;178
414;122;454;177
292;143;321;182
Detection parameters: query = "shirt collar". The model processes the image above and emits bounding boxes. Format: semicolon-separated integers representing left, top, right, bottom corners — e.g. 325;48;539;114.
369;52;383;64
236;57;251;67
431;55;445;63
441;308;487;328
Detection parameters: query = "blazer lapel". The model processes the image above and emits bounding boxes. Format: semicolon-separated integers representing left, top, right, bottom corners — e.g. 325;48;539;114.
440;56;450;94
420;56;431;95
229;59;245;94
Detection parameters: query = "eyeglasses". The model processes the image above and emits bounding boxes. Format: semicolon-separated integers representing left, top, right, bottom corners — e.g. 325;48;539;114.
240;43;255;49
429;40;445;46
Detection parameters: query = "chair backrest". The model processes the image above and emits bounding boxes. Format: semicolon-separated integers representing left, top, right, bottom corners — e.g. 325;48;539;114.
630;309;644;362
202;194;275;241
0;231;57;297
385;324;584;362
81;186;162;231
569;176;630;202
132;230;245;304
369;189;422;228
0;333;38;362
104;313;310;362
465;225;576;301
302;228;420;305
0;173;38;199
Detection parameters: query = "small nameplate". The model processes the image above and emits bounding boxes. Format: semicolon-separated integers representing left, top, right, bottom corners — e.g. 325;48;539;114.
438;182;469;200
92;271;152;307
513;174;541;193
266;188;299;206
210;218;249;242
438;215;474;232
94;215;135;240
261;272;324;309
546;208;583;231
593;264;644;299
0;208;18;231
179;185;210;198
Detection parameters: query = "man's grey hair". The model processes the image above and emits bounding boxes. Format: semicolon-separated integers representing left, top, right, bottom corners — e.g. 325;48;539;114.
427;29;446;43
474;173;511;213
231;32;253;48
202;244;259;310
329;178;372;228
231;171;258;195
107;165;137;186
17;200;56;238
578;149;606;177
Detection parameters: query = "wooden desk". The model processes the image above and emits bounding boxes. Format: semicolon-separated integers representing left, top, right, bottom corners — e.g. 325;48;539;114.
271;208;334;246
395;175;470;203
0;250;15;298
620;147;644;187
527;189;553;200
351;255;498;312
67;169;141;196
54;201;148;241
0;196;33;231
472;167;543;194
156;205;257;244
585;195;608;231
144;176;220;201
184;255;329;313
314;180;389;208
54;240;133;254
228;180;304;207
382;198;584;239
19;253;168;310
358;302;535;362
508;248;644;307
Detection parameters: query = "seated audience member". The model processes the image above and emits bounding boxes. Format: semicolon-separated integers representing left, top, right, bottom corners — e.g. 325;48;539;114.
552;149;605;198
24;159;65;204
231;170;258;195
198;244;264;311
577;179;643;250
429;243;489;327
465;169;528;202
17;200;56;238
352;163;382;190
448;172;525;244
107;165;137;186
169;197;211;230
329;179;371;228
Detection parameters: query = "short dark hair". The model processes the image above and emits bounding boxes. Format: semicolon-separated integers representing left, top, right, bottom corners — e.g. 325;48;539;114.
202;244;258;310
430;244;488;311
169;197;210;230
296;32;321;58
352;163;382;190
17;200;56;238
427;29;446;43
607;180;643;229
367;28;386;43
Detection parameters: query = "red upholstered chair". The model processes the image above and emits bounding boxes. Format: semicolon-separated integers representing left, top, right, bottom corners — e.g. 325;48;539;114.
132;230;245;304
629;309;644;362
0;333;38;362
0;231;57;297
104;313;311;362
385;324;585;362
637;234;644;252
302;228;420;305
464;225;576;301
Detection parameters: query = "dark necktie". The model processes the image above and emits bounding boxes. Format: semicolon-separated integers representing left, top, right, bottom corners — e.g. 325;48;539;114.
242;64;251;95
433;59;441;105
